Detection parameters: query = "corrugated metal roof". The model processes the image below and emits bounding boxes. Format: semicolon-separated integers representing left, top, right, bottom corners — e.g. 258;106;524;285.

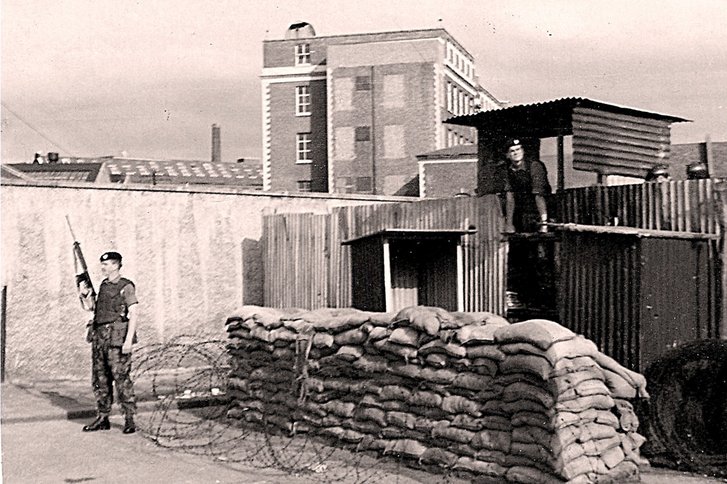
342;228;477;245
416;144;478;160
446;97;690;137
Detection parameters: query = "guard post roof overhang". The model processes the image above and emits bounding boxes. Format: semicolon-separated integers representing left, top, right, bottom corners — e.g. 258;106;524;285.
444;97;690;138
446;97;691;181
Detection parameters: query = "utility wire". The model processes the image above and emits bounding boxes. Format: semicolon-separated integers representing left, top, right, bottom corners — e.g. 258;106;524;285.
1;102;76;156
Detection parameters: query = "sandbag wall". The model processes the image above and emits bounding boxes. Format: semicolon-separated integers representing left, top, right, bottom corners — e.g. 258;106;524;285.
225;306;650;483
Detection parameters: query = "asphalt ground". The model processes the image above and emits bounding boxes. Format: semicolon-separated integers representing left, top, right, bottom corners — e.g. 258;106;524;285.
1;380;726;484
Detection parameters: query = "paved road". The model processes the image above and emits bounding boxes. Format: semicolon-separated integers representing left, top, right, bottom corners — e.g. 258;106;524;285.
2;382;726;483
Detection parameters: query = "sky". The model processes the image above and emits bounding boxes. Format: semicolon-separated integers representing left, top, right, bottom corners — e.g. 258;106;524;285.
2;0;726;163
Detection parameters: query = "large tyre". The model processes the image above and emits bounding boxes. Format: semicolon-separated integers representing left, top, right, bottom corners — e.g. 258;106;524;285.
640;339;727;477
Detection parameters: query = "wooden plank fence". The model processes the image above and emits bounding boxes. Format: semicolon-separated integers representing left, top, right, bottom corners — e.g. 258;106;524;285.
262;196;508;313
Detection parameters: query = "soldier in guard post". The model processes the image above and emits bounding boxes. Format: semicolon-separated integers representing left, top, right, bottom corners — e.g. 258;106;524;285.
498;138;551;233
78;251;139;434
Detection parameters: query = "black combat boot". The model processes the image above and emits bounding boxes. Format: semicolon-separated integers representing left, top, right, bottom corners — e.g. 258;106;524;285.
123;415;136;434
82;416;110;432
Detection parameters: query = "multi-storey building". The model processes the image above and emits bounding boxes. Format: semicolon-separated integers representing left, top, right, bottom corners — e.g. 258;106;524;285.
261;22;500;195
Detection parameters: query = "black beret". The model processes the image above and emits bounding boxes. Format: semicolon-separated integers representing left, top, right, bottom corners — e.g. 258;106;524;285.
504;138;522;150
100;251;122;262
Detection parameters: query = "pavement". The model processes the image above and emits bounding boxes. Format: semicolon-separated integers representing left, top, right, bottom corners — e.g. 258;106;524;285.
1;380;726;484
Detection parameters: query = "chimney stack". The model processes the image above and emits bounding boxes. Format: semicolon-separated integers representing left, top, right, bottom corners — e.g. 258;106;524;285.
211;124;221;162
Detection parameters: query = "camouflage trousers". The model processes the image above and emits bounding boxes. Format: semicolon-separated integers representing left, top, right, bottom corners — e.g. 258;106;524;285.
90;325;137;417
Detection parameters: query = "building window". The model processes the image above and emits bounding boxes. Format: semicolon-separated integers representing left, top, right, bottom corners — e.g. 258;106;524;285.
383;74;405;108
383;125;405;159
297;180;312;192
446;81;453;113
355;76;371;91
295;43;311;65
296;133;312;164
355;126;371;142
334;127;355;160
355;177;373;192
334;77;353;111
295;86;311;115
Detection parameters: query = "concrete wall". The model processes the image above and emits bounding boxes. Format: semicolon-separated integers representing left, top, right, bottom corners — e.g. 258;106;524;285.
0;181;408;381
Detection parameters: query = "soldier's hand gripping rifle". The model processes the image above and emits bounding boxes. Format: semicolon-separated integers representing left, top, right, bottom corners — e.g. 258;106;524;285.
66;215;96;310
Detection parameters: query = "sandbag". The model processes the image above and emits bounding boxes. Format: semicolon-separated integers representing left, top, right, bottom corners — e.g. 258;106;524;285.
373;339;418;360
601;368;637;398
389;327;422;347
456;324;500;345
419;339;467;358
383;438;428;458
555;394;615;413
465;345;507;361
453;372;492;391
419;367;458;385
499;354;553;380
471;429;511;451
453;456;508;477
419;447;459;467
503;382;555;407
408;389;443;408
352;354;390;374
333;327;368;346
386;411;417;430
302;307;371;333
451;414;484;431
505;465;562;484
425;353;448;367
494;319;576;350
442;395;481;417
335;345;364;362
321;400;356;418
366;326;392;341
380;385;410;401
394;306;441;336
431;421;475;444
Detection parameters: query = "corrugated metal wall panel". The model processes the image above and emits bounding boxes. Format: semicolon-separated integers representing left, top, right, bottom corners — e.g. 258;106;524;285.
572;106;672;177
262;196;507;313
556;179;721;235
558;232;642;369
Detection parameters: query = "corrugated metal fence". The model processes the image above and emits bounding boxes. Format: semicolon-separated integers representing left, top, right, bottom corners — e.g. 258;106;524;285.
262;196;507;313
556;179;721;234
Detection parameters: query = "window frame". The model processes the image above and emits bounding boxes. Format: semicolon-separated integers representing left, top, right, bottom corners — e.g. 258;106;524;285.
295;43;311;65
295;85;311;116
296;132;312;164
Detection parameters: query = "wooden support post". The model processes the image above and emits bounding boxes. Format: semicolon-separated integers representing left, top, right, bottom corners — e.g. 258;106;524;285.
383;238;393;312
557;135;565;192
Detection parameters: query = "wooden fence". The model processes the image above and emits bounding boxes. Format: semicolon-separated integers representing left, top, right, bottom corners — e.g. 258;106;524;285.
555;179;722;234
262;196;508;313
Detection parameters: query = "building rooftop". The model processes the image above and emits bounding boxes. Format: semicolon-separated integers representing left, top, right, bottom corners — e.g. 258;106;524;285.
2;163;105;182
100;158;262;187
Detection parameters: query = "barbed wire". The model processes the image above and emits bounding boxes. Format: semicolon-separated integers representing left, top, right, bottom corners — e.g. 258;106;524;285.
130;335;468;483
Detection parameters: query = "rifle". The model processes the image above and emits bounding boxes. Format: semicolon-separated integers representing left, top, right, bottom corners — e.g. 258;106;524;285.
66;215;96;307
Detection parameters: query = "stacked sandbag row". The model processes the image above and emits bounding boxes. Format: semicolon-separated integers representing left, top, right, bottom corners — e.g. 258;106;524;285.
224;305;649;483
491;320;649;483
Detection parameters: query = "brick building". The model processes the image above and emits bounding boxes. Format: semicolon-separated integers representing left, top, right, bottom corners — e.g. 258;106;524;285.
261;22;501;196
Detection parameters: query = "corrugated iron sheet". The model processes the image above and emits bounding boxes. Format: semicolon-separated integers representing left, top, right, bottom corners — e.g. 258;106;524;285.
556;179;721;235
572;106;673;177
263;196;507;314
558;230;721;372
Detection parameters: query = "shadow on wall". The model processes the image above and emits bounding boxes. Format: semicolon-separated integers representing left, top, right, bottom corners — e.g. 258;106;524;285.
242;238;263;306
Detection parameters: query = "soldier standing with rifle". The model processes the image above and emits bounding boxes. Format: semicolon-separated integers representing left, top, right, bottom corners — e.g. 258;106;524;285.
69;219;139;434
